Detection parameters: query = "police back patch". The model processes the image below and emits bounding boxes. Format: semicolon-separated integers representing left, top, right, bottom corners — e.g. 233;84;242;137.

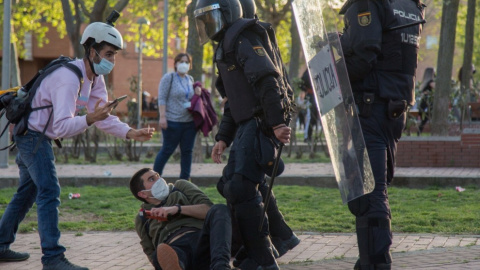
358;12;371;26
253;46;266;56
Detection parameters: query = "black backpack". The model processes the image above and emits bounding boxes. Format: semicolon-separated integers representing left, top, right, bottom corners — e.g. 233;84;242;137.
0;56;83;151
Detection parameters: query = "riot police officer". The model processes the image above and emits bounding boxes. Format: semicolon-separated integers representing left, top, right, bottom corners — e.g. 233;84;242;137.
339;0;425;269
195;0;297;269
220;0;300;266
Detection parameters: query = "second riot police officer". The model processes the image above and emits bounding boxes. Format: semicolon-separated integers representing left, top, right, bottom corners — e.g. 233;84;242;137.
339;0;425;269
195;0;297;269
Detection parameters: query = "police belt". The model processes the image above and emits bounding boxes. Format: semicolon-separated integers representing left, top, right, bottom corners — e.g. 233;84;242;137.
354;92;408;119
353;92;389;104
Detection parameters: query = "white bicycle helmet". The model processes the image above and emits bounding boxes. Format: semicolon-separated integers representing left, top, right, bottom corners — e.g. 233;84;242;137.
80;22;123;50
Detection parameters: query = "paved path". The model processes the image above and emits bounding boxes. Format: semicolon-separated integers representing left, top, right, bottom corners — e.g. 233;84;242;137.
1;232;479;269
2;163;480;269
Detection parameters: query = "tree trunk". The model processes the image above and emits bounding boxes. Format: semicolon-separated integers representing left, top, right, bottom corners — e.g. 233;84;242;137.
459;0;476;129
193;132;203;163
254;0;293;29
431;0;459;136
10;43;21;87
61;0;83;58
288;14;301;157
210;42;218;97
186;0;204;163
90;0;108;22
289;14;301;80
186;0;203;82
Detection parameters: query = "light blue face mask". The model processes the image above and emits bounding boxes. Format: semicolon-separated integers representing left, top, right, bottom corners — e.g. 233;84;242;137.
93;51;115;75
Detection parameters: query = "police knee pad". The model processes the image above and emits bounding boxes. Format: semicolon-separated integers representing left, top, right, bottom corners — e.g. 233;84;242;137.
348;194;369;217
217;177;226;197
223;174;258;205
222;162;235;180
356;216;392;268
258;179;268;196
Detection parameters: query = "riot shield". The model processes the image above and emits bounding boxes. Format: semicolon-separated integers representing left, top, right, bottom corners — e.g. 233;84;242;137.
292;0;375;203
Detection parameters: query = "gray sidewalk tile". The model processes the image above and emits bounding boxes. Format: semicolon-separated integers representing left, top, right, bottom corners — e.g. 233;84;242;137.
0;232;479;269
2;163;480;269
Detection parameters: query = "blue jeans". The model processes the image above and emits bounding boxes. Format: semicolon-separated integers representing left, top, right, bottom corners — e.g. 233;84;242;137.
0;130;65;265
154;120;197;180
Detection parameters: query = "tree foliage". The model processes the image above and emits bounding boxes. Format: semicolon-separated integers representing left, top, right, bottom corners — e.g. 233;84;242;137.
0;0;191;59
254;0;293;67
0;0;66;58
121;0;189;59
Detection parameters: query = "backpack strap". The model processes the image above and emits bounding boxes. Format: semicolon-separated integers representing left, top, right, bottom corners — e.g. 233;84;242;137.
32;107;54;154
0;109;12;150
29;61;83;153
1;58;83;152
0;120;13;151
63;62;84;92
160;73;175;119
166;72;174;101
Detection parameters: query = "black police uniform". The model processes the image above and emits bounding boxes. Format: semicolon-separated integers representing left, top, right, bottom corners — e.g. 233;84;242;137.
214;18;294;268
339;0;425;269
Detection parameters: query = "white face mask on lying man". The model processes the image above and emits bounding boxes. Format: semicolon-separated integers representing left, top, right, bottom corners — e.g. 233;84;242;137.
143;177;169;201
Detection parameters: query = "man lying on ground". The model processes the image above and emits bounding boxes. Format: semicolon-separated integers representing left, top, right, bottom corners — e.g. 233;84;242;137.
129;168;233;270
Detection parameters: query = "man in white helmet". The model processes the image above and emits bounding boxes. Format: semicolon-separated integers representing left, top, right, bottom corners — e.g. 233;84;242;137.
0;13;154;270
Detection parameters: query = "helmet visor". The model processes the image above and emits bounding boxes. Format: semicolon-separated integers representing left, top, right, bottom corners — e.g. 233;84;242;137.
195;4;224;45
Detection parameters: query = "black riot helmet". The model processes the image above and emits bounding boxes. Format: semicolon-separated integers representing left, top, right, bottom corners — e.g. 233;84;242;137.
239;0;256;19
194;0;243;45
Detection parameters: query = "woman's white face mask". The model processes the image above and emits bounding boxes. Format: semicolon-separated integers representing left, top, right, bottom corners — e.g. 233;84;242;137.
176;62;190;74
143;177;169;201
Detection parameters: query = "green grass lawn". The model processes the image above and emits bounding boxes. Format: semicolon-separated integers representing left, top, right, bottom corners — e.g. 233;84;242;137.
1;184;479;234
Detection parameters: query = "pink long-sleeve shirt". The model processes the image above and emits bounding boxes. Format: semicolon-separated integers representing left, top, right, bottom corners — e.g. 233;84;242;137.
28;58;131;140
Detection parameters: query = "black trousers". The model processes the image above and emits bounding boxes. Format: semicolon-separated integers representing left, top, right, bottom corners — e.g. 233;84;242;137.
357;103;405;260
153;204;232;270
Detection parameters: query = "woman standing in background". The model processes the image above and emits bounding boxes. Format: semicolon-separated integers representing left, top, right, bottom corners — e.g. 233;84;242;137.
154;53;201;180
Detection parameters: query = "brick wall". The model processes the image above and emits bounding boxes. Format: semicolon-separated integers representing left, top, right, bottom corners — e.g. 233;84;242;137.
397;128;480;167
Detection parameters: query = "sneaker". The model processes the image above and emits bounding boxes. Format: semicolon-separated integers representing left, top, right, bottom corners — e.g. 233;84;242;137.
0;249;30;261
42;257;88;270
157;243;184;270
271;232;301;257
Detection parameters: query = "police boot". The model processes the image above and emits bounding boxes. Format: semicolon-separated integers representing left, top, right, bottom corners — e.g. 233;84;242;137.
259;182;300;257
233;202;278;269
354;259;391;270
236;257;279;270
233;241;279;267
354;216;392;270
375;263;392;270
